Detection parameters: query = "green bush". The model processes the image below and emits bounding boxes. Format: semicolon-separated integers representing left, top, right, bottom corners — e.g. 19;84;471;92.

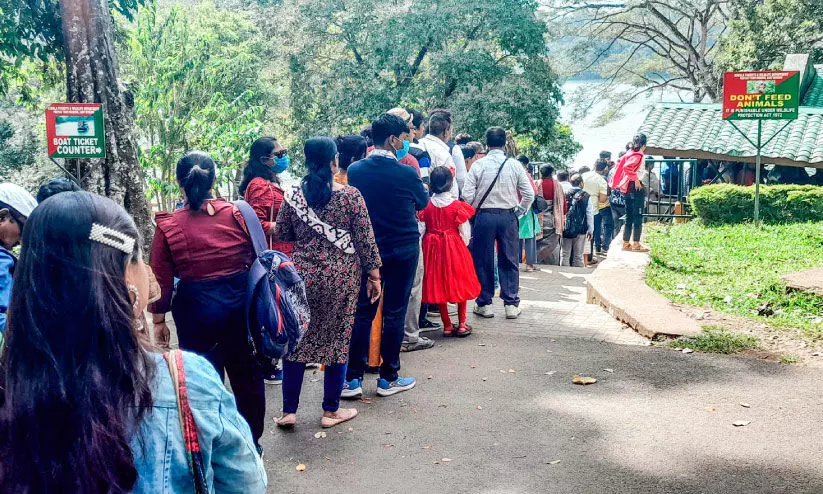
690;184;823;224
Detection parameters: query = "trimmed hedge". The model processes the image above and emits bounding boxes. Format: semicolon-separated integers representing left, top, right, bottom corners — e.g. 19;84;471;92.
689;184;823;224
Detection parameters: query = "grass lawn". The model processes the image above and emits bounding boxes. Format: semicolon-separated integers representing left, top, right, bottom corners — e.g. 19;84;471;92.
645;221;823;340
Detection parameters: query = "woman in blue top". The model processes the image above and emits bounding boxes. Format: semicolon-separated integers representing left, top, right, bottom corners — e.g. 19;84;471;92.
0;192;266;493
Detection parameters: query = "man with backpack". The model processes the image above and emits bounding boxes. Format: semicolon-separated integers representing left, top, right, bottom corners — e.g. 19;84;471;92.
561;174;595;268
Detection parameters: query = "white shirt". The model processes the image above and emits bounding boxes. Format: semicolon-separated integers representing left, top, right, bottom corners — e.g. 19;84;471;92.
418;135;459;199
451;145;467;193
463;150;534;212
559;181;572;194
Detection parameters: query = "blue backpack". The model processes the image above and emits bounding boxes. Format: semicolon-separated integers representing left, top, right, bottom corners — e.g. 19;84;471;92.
235;200;309;361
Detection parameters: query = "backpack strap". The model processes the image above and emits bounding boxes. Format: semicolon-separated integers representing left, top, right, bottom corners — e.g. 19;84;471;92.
234;200;267;256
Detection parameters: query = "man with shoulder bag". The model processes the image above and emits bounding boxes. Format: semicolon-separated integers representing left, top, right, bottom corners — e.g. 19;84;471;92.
463;127;534;320
561;174;595;267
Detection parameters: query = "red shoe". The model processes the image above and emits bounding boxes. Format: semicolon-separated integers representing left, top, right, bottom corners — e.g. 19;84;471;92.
443;326;456;337
456;323;473;337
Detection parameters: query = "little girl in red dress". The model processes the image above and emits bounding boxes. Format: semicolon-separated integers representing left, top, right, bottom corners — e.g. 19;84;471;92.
420;167;481;337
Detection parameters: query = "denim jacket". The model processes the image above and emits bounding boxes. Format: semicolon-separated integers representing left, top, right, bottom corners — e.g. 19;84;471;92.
131;352;267;493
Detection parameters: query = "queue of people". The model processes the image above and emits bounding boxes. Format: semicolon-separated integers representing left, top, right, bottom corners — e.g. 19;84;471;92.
0;97;653;492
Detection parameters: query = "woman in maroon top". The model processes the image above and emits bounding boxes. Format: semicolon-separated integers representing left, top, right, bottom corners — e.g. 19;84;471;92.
239;136;293;256
149;151;265;453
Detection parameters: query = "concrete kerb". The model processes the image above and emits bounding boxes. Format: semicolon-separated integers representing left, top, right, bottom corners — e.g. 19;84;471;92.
586;236;703;339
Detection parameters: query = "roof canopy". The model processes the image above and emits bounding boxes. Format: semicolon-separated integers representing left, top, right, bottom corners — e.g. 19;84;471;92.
638;61;823;169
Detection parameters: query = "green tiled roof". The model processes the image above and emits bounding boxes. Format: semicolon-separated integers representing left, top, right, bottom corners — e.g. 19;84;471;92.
802;65;823;107
638;66;823;168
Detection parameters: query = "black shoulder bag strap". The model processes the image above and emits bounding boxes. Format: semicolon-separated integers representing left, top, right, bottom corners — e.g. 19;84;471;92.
474;158;509;211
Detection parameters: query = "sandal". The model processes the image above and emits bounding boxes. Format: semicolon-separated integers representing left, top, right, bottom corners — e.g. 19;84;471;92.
622;241;632;251
443;326;456;337
275;413;297;428
631;243;650;253
321;408;358;428
456;323;472;337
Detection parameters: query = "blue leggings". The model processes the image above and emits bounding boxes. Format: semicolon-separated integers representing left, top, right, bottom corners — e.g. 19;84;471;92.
282;360;347;414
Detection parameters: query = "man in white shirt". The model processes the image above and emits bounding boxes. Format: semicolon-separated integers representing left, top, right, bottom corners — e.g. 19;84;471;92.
582;160;609;256
561;174;595;267
417;111;464;199
463;127;535;320
557;169;572;194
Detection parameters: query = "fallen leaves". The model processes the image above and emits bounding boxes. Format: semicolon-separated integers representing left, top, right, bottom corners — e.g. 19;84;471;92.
573;375;597;385
732;420;751;427
296;463;306;472
313;431;327;439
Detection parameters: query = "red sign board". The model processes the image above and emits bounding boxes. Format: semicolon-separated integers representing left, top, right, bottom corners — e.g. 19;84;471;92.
45;103;106;158
722;71;800;121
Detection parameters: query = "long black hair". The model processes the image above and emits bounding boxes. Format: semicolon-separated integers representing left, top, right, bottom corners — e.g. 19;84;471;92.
335;135;367;171
630;133;648;152
177;151;216;210
301;137;338;209
0;191;154;493
239;136;280;195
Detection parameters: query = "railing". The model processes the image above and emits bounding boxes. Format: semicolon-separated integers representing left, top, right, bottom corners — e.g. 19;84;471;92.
641;158;698;222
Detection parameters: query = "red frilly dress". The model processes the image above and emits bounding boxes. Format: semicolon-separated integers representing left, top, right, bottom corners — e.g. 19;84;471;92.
420;200;481;304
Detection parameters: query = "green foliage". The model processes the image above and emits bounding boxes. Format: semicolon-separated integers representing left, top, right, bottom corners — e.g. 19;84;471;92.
270;0;574;162
122;2;272;209
0;0;145;94
717;0;823;72
669;327;761;354
779;354;801;364
645;221;823;339
689;184;823;224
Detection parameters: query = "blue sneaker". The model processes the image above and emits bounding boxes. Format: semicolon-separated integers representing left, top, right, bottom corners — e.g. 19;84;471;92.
264;368;283;385
376;376;416;397
341;378;363;399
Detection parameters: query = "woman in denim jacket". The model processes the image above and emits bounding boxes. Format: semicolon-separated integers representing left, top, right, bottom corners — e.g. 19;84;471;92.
0;192;266;493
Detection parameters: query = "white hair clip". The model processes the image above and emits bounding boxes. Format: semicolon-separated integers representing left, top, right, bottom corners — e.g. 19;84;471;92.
89;223;136;255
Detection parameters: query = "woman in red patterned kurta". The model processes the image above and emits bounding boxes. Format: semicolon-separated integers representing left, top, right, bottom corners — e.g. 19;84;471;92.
239;136;294;256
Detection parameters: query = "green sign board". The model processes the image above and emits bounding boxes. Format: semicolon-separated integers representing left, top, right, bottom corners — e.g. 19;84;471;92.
45;103;106;158
722;71;800;121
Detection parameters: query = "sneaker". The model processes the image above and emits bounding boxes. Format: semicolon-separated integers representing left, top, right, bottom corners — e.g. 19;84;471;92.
419;319;442;332
263;368;283;385
401;337;435;352
505;305;522;319
341;378;363;399
473;304;494;318
376;376;416;397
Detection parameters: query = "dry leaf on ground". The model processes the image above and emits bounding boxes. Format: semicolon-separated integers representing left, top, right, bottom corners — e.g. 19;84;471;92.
573;375;597;385
733;420;751;427
314;431;327;439
296;464;306;472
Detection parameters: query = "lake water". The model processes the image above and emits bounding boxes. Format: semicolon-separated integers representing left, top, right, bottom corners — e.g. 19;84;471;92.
560;80;679;169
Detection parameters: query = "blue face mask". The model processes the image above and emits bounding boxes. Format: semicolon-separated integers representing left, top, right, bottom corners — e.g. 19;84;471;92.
395;139;410;160
271;154;290;174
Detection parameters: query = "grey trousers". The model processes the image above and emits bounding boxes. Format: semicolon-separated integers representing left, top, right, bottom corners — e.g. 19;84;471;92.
561;234;586;268
403;244;425;343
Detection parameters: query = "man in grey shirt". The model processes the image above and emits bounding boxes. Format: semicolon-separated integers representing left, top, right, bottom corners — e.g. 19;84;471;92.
463;127;535;319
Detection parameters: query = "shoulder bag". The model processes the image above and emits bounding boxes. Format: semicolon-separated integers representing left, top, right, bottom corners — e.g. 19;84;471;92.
469;158;509;227
164;349;209;494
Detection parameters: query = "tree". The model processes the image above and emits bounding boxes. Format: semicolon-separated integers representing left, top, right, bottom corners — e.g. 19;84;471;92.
265;0;578;164
548;0;731;120
122;2;272;210
716;0;823;71
0;0;153;243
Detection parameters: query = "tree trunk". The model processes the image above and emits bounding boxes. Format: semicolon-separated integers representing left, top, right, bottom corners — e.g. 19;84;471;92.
60;0;154;250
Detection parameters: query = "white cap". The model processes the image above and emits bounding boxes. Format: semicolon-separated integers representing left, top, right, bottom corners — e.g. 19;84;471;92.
0;183;38;218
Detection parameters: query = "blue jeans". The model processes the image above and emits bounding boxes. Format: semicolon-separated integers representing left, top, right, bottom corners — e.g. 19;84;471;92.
472;209;520;307
347;246;419;382
623;185;646;242
282;360;347;414
594;207;614;251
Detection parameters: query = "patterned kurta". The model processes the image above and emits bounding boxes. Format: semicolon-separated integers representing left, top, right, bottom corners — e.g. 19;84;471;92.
273;186;381;365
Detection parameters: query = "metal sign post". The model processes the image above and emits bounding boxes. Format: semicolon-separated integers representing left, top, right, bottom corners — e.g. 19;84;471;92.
722;71;801;226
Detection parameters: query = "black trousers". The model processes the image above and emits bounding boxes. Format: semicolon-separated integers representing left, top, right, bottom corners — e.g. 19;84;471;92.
347;246;419;382
172;272;265;445
622;184;646;242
